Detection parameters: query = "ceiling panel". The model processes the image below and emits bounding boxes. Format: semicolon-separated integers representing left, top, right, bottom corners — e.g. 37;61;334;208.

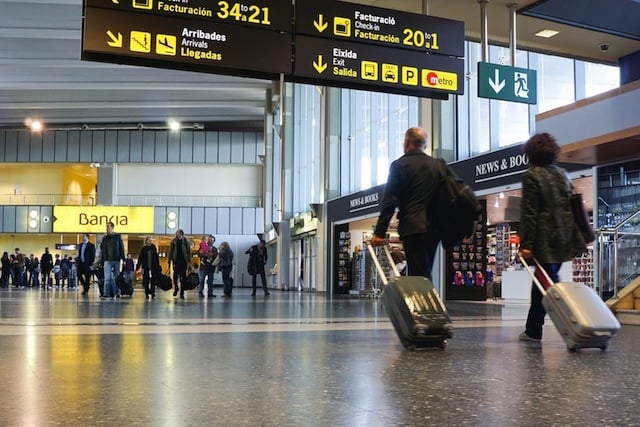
0;0;639;128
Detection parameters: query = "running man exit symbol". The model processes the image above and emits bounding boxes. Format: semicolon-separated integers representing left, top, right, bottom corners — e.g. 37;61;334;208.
514;72;528;99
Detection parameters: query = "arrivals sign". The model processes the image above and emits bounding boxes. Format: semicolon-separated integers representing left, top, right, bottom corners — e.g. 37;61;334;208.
53;206;155;233
477;62;537;104
82;2;292;79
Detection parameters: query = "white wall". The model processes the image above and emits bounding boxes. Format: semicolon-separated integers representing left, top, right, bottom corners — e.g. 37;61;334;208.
116;164;262;197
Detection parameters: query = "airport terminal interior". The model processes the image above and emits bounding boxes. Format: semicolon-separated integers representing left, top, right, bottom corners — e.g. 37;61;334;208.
2;0;640;426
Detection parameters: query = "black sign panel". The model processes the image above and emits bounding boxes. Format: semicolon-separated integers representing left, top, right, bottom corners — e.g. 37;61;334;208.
296;0;464;57
85;0;293;33
82;7;291;79
293;35;463;97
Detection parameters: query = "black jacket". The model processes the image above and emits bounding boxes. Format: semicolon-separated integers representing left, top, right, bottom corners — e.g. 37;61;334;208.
374;149;440;239
100;233;125;262
137;244;160;273
77;241;96;267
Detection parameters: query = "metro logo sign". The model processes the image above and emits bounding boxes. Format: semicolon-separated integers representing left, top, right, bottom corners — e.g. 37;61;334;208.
422;69;458;91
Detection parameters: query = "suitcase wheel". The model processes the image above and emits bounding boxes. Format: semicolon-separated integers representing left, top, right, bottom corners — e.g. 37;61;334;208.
402;341;417;351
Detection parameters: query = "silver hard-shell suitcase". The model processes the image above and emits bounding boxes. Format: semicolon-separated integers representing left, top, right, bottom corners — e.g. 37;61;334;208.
520;255;620;351
367;244;453;350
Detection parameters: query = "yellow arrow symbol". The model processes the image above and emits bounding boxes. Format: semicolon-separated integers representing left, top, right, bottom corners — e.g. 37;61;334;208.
314;14;328;33
106;30;123;48
313;55;327;74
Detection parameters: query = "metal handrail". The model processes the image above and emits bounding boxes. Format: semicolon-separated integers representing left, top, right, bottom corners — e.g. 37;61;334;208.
597;207;640;298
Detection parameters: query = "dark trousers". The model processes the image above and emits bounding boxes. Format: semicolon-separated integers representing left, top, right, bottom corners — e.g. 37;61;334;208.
142;267;155;297
77;263;92;294
221;266;233;296
251;267;268;294
172;260;187;296
525;263;560;339
402;232;440;280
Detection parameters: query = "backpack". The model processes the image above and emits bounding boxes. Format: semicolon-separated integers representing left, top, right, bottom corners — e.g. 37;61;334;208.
434;159;482;250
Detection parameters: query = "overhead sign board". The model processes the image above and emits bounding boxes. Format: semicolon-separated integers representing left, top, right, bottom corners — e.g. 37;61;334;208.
82;7;291;79
53;206;155;234
293;35;463;98
84;0;293;33
295;0;464;57
477;62;537;104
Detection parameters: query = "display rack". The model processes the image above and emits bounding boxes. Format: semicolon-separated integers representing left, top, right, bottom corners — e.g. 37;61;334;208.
573;248;594;288
336;231;351;294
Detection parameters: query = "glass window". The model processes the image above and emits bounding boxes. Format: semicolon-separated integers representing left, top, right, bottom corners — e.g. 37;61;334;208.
339;89;418;195
584;62;619;97
533;52;575;113
292;84;321;214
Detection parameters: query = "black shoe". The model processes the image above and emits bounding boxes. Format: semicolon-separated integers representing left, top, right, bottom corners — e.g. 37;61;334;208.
199;292;204;298
250;293;256;296
265;292;270;296
179;294;185;300
173;290;178;297
223;293;231;298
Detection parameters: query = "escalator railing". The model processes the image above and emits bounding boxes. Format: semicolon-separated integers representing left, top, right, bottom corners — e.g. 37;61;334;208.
597;207;640;299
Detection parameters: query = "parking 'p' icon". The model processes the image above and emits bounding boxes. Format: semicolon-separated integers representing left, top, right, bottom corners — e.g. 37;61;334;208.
402;66;418;86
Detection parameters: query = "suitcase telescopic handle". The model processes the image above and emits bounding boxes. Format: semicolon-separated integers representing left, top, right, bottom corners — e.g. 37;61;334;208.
517;254;553;296
365;242;400;286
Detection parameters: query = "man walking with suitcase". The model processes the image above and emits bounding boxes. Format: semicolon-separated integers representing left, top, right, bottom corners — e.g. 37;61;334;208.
370;127;441;279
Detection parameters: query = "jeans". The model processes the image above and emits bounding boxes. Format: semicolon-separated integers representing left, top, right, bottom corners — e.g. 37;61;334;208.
199;267;214;295
103;260;121;298
525;263;560;339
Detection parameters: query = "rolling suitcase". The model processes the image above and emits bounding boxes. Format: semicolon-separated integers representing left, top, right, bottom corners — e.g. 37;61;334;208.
519;255;620;351
116;272;133;297
367;244;453;350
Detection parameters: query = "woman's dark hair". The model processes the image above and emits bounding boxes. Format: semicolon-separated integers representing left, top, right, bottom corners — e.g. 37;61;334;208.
523;132;560;166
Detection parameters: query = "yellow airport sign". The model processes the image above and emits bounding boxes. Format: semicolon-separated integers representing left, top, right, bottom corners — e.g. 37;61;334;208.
53;206;154;233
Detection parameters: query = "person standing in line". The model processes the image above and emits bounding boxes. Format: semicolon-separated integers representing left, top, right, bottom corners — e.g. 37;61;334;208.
218;241;234;298
246;239;269;297
197;234;217;298
100;221;126;300
168;228;191;300
136;236;160;300
14;248;25;288
370;127;442;279
31;256;40;288
0;252;10;288
77;233;96;296
40;247;53;290
518;133;586;342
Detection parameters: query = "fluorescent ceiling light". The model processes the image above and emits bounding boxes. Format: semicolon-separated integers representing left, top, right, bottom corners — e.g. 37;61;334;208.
535;29;559;38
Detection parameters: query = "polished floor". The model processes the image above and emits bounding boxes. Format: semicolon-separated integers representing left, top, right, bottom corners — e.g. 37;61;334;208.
0;284;638;427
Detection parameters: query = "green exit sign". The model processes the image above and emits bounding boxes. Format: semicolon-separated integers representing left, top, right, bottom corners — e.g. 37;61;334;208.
477;62;537;104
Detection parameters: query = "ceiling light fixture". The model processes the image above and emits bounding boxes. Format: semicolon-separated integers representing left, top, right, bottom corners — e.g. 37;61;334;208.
535;29;559;38
168;120;181;131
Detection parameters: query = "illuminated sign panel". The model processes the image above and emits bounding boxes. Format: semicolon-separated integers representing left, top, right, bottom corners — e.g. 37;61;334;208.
53;206;154;233
82;7;292;79
293;36;463;97
295;0;464;57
